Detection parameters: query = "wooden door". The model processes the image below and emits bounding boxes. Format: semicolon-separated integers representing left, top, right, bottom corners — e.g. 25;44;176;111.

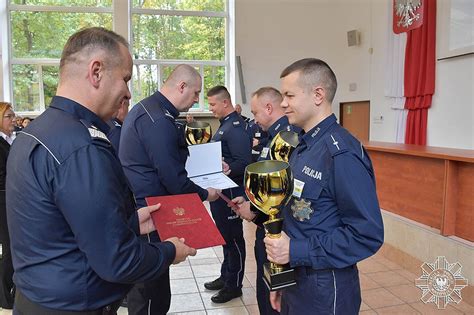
340;101;370;141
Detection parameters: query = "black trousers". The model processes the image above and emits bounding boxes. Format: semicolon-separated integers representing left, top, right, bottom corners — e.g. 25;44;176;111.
0;192;14;309
13;290;121;315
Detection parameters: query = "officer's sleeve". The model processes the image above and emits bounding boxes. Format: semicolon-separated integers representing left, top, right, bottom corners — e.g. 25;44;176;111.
290;152;384;269
224;127;252;179
139;117;208;200
54;144;176;283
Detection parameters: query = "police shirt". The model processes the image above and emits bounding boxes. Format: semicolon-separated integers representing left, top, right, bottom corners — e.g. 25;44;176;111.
107;117;123;152
6;96;176;311
212;111;252;185
284;114;384;270
119;91;208;207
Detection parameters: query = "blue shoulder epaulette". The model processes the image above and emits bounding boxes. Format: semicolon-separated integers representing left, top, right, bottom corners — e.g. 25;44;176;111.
324;132;348;157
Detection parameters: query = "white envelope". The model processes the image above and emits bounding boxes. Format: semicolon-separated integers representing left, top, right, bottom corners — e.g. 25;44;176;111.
185;142;238;190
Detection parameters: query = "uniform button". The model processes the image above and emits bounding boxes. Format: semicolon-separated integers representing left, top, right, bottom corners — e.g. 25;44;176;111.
105;305;111;311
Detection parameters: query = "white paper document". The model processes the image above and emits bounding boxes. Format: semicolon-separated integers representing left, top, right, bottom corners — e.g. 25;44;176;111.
185;142;238;190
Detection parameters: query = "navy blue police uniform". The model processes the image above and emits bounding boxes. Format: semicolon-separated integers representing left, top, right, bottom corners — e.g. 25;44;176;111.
107;118;123;152
248;119;269;162
278;114;384;314
6;96;176;313
210;111;252;292
251;115;295;315
119;91;208;315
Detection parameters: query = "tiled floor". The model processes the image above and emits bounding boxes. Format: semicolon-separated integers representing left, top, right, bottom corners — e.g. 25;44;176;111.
1;220;473;314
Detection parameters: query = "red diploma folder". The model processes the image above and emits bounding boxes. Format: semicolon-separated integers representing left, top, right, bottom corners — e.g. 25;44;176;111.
146;193;226;249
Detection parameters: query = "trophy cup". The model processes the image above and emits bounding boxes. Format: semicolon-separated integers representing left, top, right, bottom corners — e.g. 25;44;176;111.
269;130;299;162
244;160;296;290
185;121;212;145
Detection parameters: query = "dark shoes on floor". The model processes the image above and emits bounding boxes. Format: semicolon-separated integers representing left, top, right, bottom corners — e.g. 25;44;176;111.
211;288;242;304
204;277;224;291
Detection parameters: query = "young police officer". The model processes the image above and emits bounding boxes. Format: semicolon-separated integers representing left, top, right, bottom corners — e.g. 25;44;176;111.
6;27;196;315
205;86;252;303
119;65;220;315
264;58;384;314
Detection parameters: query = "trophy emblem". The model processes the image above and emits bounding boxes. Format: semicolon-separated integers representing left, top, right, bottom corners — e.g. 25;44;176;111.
244;160;296;290
269;130;299;162
185;121;212;145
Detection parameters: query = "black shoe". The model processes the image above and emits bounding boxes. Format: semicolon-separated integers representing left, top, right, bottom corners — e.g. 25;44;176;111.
204;278;225;291
120;297;127;308
211;288;242;304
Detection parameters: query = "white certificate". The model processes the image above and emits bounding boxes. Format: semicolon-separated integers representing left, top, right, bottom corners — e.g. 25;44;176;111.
186;142;238;190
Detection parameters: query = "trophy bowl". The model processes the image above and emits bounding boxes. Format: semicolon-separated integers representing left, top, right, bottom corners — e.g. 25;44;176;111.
269;130;299;162
244;160;296;291
185;121;212;145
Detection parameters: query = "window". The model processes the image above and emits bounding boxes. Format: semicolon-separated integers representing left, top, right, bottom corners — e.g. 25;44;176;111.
2;0;234;115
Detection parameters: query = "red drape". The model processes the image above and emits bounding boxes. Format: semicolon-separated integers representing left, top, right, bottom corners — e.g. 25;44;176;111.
404;0;436;145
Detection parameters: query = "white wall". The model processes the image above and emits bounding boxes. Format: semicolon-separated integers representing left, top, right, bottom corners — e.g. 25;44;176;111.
236;0;474;150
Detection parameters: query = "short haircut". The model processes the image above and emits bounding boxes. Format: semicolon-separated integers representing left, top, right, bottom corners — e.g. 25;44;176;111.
164;64;201;87
252;86;283;104
280;58;337;102
0;102;12;130
59;27;129;72
207;85;231;101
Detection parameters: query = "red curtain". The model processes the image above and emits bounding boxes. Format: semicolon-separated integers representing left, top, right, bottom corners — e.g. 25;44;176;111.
404;0;436;145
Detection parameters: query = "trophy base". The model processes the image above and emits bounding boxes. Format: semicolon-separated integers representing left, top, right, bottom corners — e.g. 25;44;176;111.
263;263;296;291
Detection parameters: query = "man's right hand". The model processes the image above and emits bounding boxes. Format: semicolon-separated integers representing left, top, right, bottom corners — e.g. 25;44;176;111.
165;237;197;264
231;197;256;221
206;187;220;202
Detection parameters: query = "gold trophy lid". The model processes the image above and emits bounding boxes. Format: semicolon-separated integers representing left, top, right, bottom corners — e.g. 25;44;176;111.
186;121;211;129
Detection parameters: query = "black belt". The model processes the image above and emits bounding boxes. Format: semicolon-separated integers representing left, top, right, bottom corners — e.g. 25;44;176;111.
15;289;122;315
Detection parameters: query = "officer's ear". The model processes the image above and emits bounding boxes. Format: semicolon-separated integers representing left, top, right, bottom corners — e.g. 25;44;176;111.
89;60;103;88
312;86;325;106
265;102;273;114
178;81;186;94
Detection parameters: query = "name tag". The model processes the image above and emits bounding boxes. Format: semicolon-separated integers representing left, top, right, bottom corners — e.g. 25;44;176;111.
292;179;305;198
260;147;270;158
255;132;261;137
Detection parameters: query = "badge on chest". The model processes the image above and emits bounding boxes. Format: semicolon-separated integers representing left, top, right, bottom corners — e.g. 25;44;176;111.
291;198;314;221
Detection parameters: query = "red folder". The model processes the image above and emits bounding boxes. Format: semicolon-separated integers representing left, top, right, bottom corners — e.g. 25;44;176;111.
146;193;226;249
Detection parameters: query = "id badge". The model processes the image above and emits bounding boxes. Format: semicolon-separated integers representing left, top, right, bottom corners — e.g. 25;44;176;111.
260;147;270;159
292;178;305;198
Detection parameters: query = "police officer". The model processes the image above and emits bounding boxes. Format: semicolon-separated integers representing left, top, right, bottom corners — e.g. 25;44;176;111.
107;99;129;152
205;86;252;303
119;64;220;315
264;58;384;314
235;103;267;161
6;27;196;315
232;86;298;315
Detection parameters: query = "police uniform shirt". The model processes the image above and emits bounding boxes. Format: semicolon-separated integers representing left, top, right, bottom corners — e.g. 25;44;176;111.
107;118;122;152
212;111;252;184
6;96;176;311
119;91;208;207
285;114;384;270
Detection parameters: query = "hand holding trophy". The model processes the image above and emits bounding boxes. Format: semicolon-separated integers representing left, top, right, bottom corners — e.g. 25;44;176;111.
244;160;296;290
185;121;212;145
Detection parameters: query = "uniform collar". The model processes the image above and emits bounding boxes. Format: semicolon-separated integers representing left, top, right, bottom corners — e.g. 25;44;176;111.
300;114;337;147
50;96;110;134
154;91;179;118
220;111;239;124
268;115;290;140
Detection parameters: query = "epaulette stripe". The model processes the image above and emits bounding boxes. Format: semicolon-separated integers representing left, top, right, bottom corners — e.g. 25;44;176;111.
88;128;110;142
139;101;155;123
20;131;61;165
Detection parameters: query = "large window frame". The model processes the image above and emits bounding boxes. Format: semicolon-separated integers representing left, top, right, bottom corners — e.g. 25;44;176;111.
1;0;235;116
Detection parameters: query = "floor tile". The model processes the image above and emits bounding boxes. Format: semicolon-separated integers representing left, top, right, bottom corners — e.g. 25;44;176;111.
360;273;382;291
241;287;258;305
206;306;249;314
360;301;371;311
366;270;412;287
168;311;206;315
195;276;222;293
376;257;404;270
375;304;420;314
169;293;205;313
190;247;218;260
359;310;377;315
245;304;260;315
452;300;474;314
245;272;257;287
170;265;194;279
358;259;391;274
170;278;199;294
191;263;222;277
395;268;419;283
189;257;221;266
386;284;423;303
409;301;463;314
362;288;405;309
200;291;244;310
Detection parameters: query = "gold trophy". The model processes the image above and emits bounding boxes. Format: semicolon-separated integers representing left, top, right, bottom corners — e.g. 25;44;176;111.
269;130;299;162
185;121;212;145
244;160;296;291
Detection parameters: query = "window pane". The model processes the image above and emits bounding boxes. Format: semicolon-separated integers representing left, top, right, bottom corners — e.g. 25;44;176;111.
12;64;41;112
203;65;225;111
43;66;59;107
11;11;112;58
132;0;224;12
132;15;225;61
10;0;111;7
132;64;159;104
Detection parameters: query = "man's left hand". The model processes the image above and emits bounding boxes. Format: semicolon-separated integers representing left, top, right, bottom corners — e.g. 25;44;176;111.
137;203;160;234
264;231;290;264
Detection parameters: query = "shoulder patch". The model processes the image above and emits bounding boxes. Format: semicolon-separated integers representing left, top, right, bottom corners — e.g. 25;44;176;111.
324;133;348;156
233;121;240;126
88;127;110;143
